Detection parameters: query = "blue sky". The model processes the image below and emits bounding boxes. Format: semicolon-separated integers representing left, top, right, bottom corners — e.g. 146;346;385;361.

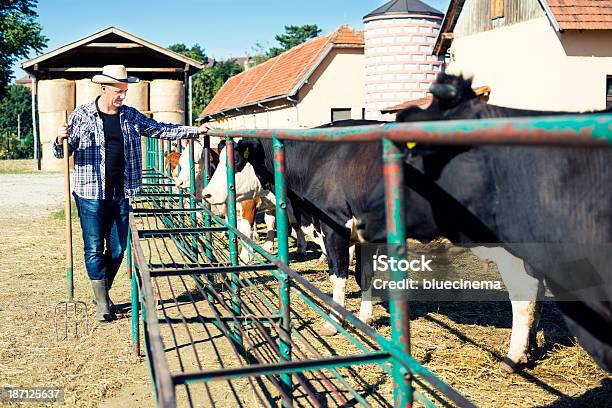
14;0;450;78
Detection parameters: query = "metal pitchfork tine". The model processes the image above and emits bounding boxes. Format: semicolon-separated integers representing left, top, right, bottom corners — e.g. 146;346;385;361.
55;110;88;340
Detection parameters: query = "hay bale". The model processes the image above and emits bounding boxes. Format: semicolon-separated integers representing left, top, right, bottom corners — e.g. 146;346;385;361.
150;79;184;112
75;79;100;106
38;79;75;113
38;111;68;143
125;80;149;111
41;143;63;172
152;111;185;125
40;140;74;172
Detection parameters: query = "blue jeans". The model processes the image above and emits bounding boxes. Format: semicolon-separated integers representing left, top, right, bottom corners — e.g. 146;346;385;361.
74;185;130;281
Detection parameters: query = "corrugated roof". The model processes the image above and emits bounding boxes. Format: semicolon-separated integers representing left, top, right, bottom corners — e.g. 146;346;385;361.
201;26;364;118
364;0;444;20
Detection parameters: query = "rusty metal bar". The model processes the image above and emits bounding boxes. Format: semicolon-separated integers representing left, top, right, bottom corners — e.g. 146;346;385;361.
208;113;612;146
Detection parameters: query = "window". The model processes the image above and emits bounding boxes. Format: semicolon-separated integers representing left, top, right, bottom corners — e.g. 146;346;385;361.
331;108;351;123
607;76;612;109
491;0;504;19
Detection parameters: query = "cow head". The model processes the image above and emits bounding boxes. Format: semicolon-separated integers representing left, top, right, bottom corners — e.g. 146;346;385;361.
429;73;477;110
396;74;478;122
201;138;266;206
175;138;223;196
175;139;204;190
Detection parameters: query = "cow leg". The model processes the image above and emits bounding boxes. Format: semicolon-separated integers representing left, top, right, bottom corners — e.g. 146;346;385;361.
237;218;252;263
295;227;308;257
355;244;374;325
348;245;355;265
470;247;543;372
531;301;543;348
358;285;373;325
311;228;327;263
287;209;308;257
236;202;253;263
320;226;350;336
347;217;359;265
320;273;347;337
262;212;276;252
503;300;538;371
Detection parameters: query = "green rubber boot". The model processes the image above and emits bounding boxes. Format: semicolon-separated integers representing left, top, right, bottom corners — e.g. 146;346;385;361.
92;272;117;310
91;280;113;322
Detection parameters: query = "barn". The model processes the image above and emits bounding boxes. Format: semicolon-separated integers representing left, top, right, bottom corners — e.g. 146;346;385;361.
199;25;366;128
434;0;612;111
21;26;203;171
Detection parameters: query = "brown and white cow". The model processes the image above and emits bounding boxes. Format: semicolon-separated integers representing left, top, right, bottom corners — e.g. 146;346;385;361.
174;138;278;263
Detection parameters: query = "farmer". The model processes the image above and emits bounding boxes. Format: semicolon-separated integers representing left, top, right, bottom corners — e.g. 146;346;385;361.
53;65;211;322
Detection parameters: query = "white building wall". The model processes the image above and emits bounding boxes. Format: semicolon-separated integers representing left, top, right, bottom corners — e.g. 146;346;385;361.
209;48;366;129
298;48;366;127
447;16;612;111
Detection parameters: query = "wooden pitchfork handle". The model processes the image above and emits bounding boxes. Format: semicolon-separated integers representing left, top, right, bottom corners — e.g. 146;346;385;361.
63;110;74;302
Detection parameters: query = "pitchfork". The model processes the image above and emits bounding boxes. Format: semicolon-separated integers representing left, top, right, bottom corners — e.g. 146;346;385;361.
55;112;88;340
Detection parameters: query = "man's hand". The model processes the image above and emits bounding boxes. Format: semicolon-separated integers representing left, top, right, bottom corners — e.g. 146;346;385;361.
57;122;68;143
197;123;213;135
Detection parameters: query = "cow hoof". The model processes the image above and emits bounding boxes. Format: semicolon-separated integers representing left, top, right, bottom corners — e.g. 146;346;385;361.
319;322;338;337
499;357;522;374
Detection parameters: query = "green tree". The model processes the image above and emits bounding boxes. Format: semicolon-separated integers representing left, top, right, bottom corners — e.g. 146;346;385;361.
266;24;321;58
169;43;243;122
167;43;208;64
0;0;47;98
0;84;33;158
191;60;243;122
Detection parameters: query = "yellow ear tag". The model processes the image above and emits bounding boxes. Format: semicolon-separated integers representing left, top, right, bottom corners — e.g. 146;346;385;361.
407;142;417;149
243;147;250;159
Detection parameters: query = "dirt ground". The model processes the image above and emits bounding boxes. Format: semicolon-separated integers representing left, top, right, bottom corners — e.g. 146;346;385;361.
0;172;64;220
0;170;610;407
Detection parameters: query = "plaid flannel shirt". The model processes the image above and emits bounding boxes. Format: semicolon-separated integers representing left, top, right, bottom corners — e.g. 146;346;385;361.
53;98;198;199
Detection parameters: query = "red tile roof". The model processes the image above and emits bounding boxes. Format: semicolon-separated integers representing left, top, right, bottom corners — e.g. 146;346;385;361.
548;1;612;30
201;26;364;117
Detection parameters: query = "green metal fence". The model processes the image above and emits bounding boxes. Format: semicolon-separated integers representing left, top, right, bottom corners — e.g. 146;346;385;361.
129;113;611;407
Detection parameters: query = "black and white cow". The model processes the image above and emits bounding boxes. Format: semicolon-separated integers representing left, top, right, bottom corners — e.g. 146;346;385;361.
221;118;545;372
355;74;612;372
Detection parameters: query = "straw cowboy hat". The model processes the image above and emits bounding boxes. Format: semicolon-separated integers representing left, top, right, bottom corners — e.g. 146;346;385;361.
92;65;139;84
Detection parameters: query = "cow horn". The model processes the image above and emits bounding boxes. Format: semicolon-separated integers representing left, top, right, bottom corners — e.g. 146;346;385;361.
430;83;457;100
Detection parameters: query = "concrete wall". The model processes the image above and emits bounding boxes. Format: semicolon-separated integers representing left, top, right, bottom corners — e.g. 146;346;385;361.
447;17;612;111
